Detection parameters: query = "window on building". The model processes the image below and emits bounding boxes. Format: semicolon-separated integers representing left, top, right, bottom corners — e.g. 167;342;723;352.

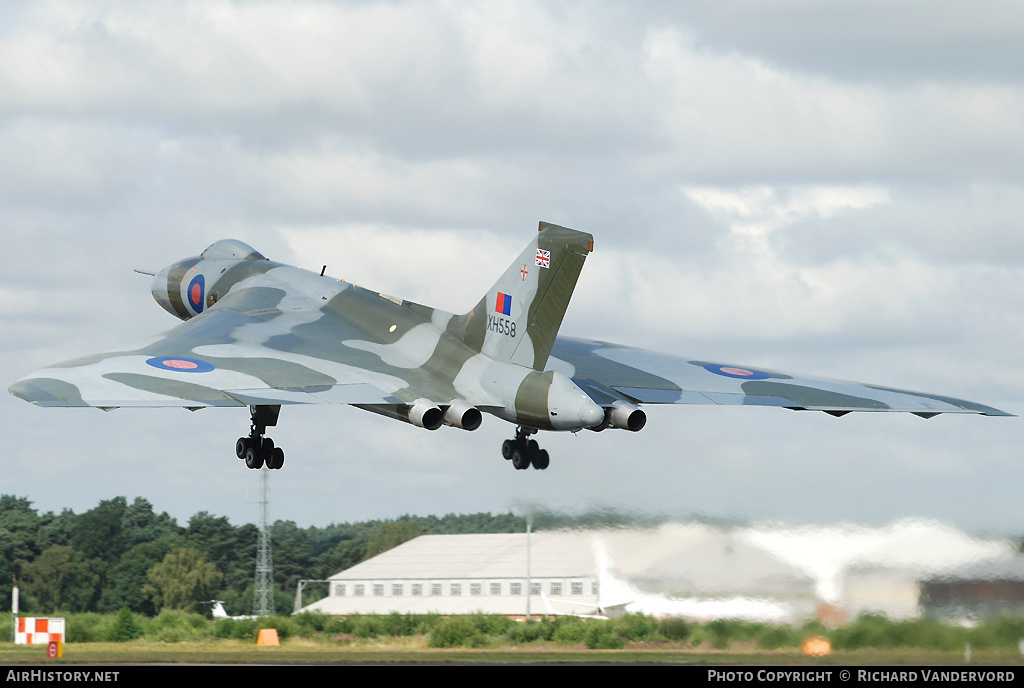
412;584;422;596
432;583;442;596
591;581;599;595
550;582;562;595
373;584;384;596
451;583;462;596
490;582;502;595
470;583;482;596
510;583;522;596
571;581;583;595
354;584;365;597
530;582;541;595
334;583;346;597
392;584;403;596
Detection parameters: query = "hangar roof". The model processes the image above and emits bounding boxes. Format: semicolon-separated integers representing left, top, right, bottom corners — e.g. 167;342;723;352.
329;532;597;580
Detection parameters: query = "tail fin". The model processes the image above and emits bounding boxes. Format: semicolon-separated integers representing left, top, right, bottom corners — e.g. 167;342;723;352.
451;221;594;370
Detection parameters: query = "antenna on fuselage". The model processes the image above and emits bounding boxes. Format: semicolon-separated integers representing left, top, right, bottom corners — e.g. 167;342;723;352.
134;269;156;276
320;265;326;276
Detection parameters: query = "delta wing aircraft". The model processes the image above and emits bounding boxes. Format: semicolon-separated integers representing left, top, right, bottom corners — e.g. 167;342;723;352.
9;222;1010;471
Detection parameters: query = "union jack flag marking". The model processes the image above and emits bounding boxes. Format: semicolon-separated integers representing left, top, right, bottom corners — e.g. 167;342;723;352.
535;249;550;268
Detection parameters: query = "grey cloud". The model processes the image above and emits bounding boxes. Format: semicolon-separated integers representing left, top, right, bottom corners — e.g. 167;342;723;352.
662;0;1024;83
0;1;1022;531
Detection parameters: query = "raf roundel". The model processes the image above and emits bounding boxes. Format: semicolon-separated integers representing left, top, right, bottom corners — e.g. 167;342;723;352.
703;363;771;380
187;274;206;313
146;357;215;373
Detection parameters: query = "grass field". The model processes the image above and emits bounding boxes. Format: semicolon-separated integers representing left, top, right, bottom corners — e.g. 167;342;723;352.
2;639;1023;665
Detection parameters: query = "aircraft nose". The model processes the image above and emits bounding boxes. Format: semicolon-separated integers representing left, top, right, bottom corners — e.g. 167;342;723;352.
151;266;175;317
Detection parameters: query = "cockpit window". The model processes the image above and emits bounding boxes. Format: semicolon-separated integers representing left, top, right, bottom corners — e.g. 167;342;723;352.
200;240;266;261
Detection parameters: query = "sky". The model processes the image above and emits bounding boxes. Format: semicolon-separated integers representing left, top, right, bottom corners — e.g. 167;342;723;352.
1;0;1023;534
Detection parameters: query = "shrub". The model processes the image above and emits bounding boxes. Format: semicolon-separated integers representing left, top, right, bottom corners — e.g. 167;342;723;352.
660;617;690;641
66;613;112;643
348;614;386;639
551;618;588;646
611;613;663;643
428;616;476;648
585;622;624;649
969;616;1024;649
222;617;260;640
143;609;212;642
107;607;143;642
831;614;965;651
505;620;543;644
755;625;798;650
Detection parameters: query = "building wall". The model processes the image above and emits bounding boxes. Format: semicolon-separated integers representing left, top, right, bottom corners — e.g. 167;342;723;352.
330;577;598;599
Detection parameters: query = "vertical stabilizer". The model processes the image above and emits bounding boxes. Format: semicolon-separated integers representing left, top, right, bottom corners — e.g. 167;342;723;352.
451;222;594;370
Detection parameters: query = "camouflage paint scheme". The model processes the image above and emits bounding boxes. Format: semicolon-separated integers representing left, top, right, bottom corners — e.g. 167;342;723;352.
8;222;1010;456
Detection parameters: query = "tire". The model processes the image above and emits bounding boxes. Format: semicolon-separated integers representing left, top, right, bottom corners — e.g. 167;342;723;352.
236;438;250;459
512;448;531;470
501;439;515;460
532;449;550;470
245;447;264;469
270;447;285;470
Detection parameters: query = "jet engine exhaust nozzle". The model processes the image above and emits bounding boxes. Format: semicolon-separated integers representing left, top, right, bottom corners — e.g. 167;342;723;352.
409;400;445;431
590;400;647;432
444;400;482;431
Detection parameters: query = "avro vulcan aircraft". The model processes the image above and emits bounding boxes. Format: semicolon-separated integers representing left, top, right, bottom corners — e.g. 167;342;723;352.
9;222;1009;471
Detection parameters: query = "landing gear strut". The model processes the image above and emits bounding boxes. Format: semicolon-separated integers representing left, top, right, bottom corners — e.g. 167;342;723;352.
501;426;549;471
236;405;285;470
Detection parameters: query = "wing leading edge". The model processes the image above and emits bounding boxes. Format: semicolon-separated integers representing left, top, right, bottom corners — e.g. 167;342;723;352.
9;273;408;409
548;337;1011;417
7;227;1011;476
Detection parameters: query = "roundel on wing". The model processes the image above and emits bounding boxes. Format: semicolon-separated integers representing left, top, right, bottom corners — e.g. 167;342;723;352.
187;274;205;313
703;363;771;380
146;357;215;373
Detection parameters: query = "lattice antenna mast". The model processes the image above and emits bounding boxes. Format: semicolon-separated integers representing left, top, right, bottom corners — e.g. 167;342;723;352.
253;466;274;615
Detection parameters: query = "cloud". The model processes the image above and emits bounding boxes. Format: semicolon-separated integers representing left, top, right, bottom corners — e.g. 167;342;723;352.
0;1;1021;531
662;0;1024;83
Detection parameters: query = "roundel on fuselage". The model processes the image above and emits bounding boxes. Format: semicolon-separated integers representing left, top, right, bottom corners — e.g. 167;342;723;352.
187;274;205;313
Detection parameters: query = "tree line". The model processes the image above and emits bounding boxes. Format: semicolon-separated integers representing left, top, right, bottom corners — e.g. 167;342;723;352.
0;494;527;617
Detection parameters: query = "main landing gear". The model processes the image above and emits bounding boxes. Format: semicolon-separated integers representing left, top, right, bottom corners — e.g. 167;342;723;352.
235;405;285;470
501;426;550;471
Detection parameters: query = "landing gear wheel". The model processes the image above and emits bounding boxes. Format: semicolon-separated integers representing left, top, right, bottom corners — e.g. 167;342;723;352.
239;405;285;470
245;447;264;469
503;426;550;471
532;449;549;470
512;448;532;470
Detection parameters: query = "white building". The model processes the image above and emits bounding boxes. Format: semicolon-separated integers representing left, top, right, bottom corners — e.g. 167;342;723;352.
300;520;1021;623
302;532;601;617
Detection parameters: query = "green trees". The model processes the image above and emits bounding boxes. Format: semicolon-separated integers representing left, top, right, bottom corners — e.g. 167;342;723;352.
98;537;183;614
0;495;529;618
22;546;101;612
143;547;222;612
364;519;422;560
